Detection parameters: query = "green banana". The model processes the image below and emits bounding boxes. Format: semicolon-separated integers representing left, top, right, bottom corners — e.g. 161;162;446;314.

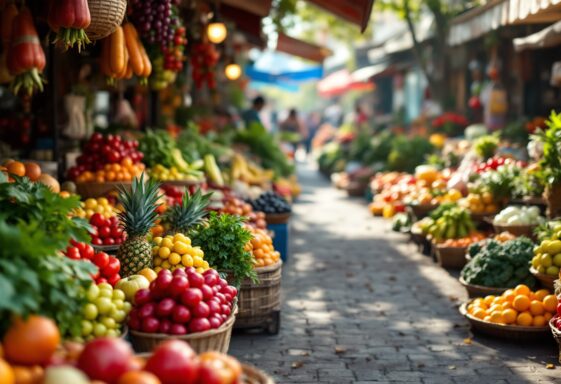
204;154;224;186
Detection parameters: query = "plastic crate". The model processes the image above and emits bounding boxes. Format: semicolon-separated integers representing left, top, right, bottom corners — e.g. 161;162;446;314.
267;222;289;262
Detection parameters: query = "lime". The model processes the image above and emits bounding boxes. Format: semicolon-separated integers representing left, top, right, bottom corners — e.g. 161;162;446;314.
541;253;553;268
546;266;560;276
531;256;540;268
553;254;561;267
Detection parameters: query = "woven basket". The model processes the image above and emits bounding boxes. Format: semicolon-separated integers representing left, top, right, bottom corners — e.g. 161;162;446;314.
435;245;468;269
242;363;276;384
92;244;119;254
86;0;127;40
129;305;237;354
493;223;537;238
460;301;551;341
265;213;291;225
235;261;282;329
459;276;508;298
549;316;561;363
75;181;131;198
530;267;556;291
408;203;438;219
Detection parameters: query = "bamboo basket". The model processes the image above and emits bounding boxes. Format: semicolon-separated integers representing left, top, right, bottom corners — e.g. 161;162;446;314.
435;245;468;269
129;305;237;353
265;213;291;225
549;316;561;364
242;364;276;384
86;0;127;40
234;261;282;333
408;203;438;219
492;223;537;238
530;267;556;291
460;301;551;341
75;181;131;198
459;276;508;298
92;244;119;254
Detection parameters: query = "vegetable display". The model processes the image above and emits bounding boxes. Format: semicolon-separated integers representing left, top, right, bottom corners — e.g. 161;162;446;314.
100;26;130;82
461;237;536;288
532;238;561;277
493;206;543;226
424;206;475;242
7;7;46;95
122;22;152;83
48;0;91;51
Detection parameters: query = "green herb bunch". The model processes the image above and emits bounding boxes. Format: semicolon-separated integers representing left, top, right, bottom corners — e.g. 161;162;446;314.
190;212;256;286
533;110;561;185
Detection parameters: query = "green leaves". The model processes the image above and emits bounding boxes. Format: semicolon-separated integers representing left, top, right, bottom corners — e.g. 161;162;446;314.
117;173;162;237
533;110;561;185
190;212;256;286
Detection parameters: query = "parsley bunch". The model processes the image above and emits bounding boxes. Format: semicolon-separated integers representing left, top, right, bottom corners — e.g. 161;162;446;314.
190;212;256;286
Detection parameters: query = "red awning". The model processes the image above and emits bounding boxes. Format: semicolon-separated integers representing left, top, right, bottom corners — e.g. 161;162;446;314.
221;4;265;48
276;33;332;62
220;0;272;17
303;0;375;32
317;69;374;97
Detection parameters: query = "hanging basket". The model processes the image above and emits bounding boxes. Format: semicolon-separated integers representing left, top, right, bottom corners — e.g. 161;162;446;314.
129;305;237;354
86;0;127;40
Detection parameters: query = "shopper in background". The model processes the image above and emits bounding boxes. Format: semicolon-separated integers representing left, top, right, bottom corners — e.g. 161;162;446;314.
242;95;266;127
280;108;307;155
304;111;321;156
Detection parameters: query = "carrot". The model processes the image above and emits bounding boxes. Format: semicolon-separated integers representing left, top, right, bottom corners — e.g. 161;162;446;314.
140;44;152;77
123;23;144;76
109;26;126;75
115;45;129;79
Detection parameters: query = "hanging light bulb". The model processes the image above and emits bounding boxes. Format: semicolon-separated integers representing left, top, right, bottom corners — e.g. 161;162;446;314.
225;63;242;80
207;22;227;44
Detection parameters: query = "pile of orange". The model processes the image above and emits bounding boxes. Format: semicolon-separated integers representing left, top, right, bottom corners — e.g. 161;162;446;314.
2;160;42;181
248;228;280;268
467;284;558;327
75;157;145;183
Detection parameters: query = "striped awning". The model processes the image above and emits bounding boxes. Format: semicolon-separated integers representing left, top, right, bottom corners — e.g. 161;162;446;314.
449;0;561;46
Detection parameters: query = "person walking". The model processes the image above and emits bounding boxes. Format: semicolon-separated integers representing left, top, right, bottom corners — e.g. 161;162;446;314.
241;95;266;127
280;108;307;156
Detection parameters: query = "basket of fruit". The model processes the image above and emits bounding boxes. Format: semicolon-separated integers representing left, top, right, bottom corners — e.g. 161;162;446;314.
492;206;543;238
85;0;127;40
435;244;469;269
459;276;508;298
408;203;439;220
530;267;556;291
242;363;276;384
250;192;291;224
459;285;557;341
549;315;561;364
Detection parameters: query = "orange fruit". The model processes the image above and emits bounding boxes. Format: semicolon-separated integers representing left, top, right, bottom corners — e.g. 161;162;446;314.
3;316;60;365
121;157;133;168
490;311;504;324
12;366;33;384
23;162;41;181
138;268;158;282
483;295;496;306
503;290;516;303
483;315;492;322
501;301;513;310
545;312;553;322
513;295;531;312
0;358;14;384
543;295;558;313
472;308;486;319
6;161;25;177
118;371;161;384
529;300;544;316
502;309;517;324
514;284;531;296
533;315;546;327
516;311;533;326
488;304;502;313
534;289;550;302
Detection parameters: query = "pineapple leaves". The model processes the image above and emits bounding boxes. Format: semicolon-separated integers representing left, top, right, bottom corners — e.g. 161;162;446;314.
165;188;213;234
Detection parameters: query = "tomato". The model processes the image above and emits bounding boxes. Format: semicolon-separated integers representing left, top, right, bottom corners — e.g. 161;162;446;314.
90;213;106;227
111;227;124;239
77;338;133;383
66;247;81;260
92;237;103;246
107;274;121;287
103;237;116;245
82;244;95;260
93;252;110;269
102;257;121;277
145;340;199;384
198;352;242;384
99;226;112;238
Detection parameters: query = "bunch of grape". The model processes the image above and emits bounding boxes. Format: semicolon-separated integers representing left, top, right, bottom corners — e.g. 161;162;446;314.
129;0;182;50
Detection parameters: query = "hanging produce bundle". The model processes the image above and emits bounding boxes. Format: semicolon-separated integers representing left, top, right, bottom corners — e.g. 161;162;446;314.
48;0;91;51
191;42;220;89
7;7;46;95
100;26;129;83
122;22;152;84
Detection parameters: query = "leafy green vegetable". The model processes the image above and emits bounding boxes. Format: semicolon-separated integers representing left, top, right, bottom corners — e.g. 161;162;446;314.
190;212;256;286
139;129;177;168
177;124;232;163
461;237;536;288
387;136;434;173
477;163;522;202
533;110;561;185
474;134;500;159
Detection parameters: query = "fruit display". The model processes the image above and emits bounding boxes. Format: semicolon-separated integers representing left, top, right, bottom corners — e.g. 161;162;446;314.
460;189;499;215
231;153;275;186
152;234;210;274
66;133;145;182
150;163;205;182
219;193;267;229
493;206;543;226
472;156;526;174
423;206;476;243
250;191;291;215
462;237;537;288
531;238;561;277
438;232;486;248
116;175;162;277
77;283;131;341
89;213;126;246
128;268;237;335
248;228;281;268
73;197;119;220
63;241;121;286
465;285;557;326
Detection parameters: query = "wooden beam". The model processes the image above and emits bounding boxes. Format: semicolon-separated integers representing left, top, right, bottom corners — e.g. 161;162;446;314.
220;0;272;17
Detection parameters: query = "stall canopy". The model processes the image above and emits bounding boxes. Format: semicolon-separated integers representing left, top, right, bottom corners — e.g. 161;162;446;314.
449;0;561;46
514;20;561;51
276;33;333;63
351;63;389;82
221;4;265;47
317;69;374;97
221;0;272;17
303;0;375;32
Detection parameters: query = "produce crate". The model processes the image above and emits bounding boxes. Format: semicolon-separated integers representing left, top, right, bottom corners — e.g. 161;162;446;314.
549;316;561;364
459;276;508;298
234;261;282;335
75;181;131;198
530;267;556;291
460;301;551;341
435;245;468;269
129;305;237;354
267;223;289;263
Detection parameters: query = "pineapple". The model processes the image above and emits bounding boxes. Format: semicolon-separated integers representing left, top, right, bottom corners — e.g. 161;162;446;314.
164;188;212;234
116;174;162;277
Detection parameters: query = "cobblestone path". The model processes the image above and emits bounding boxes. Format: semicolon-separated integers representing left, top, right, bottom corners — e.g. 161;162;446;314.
229;164;559;383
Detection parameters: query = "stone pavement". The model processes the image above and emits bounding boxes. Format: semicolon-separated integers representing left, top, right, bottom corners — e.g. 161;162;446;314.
229;163;559;383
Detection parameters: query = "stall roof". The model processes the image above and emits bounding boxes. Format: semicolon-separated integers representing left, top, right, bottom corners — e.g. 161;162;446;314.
514;20;561;51
317;69;374;97
220;0;272;17
276;33;333;63
449;0;561;46
351;63;388;82
303;0;375;32
222;4;265;48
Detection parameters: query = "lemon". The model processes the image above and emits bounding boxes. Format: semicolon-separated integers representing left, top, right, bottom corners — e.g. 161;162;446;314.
169;252;181;265
159;247;171;259
193;246;204;258
193;256;204;268
152;246;160;256
541;253;553;268
161;238;174;249
153;257;162;266
196;267;205;274
545;240;561;255
154;266;162;273
173;241;190;255
553;253;561;267
202;261;209;269
546;266;560;276
181;254;194;267
531;256;540;268
85;198;98;209
153;236;163;245
161;260;171;269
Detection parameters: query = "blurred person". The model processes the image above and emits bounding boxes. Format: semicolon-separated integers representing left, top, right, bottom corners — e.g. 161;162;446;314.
280;108;308;154
242;95;266;127
304;111;321;155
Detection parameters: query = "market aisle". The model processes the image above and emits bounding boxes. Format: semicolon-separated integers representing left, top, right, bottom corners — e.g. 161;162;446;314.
229;163;558;384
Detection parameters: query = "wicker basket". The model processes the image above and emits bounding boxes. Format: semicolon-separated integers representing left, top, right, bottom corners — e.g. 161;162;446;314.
549;316;561;363
129;305;237;354
435;245;468;269
161;180;202;188
92;244;119;254
408;203;438;219
265;213;291;225
75;181;131;198
530;267;556;291
493;223;537;238
242;363;276;384
235;261;282;331
459;276;508;298
86;0;127;40
460;301;551;341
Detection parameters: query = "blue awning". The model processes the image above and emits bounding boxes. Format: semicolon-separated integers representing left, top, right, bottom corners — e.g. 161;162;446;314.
245;65;323;91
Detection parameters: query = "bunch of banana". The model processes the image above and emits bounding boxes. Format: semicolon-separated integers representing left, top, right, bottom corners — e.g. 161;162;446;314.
204;154;224;187
231;153;274;185
425;207;475;242
149;149;205;182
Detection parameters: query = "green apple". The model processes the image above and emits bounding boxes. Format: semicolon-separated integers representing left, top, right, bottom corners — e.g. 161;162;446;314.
113;299;125;310
547;266;560;276
98;282;113;291
112;289;126;301
115;275;150;302
538;265;546;274
123;301;132;313
541;253;552;268
93;322;107;337
83;303;98;320
553;253;561;267
94;297;112;315
44;366;89;384
110;308;126;323
86;284;100;301
106;329;118;338
101;317;117;329
81;320;93;336
99;289;113;298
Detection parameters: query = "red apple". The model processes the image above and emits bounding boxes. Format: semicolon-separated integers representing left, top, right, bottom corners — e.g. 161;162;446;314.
181;288;203;308
221;305;231;316
139;303;156;319
189;318;211;333
203;273;218;287
142;317;160;333
134;289;151;305
159;319;172;334
207;301;221;316
169;276;189;298
193;302;210;318
172;305;191;324
170;324;187;335
200;285;214;301
145;340;200;384
156;298;176;318
188;272;204;288
208;316;222;329
77;338;133;383
172;268;187;277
